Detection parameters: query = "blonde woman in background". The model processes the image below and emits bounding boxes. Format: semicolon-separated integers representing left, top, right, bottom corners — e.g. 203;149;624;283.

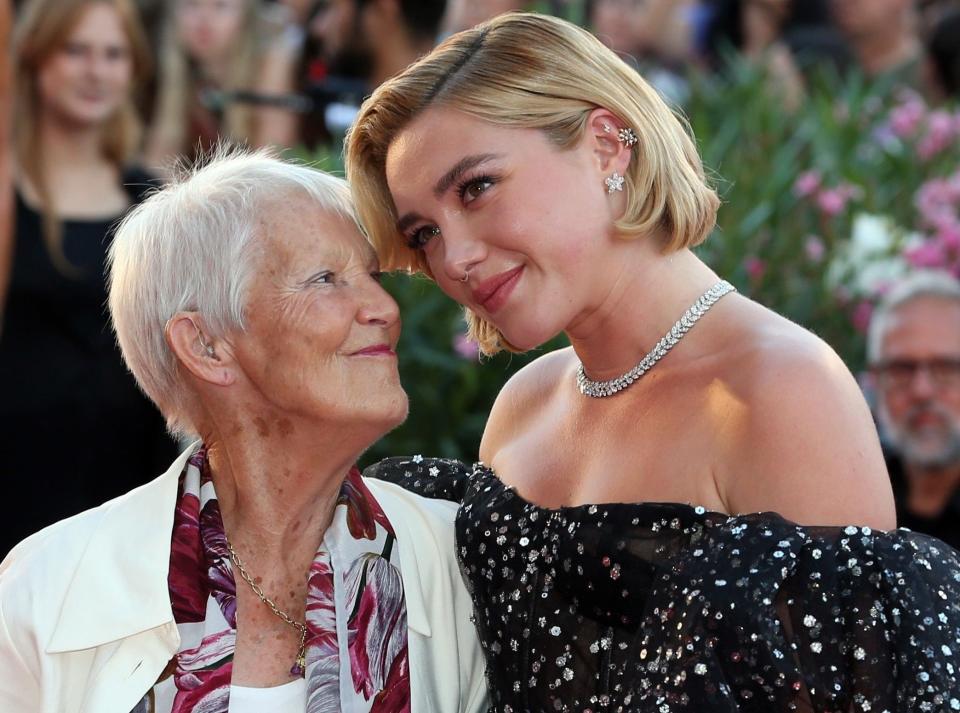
349;12;960;712
145;0;303;173
0;0;177;556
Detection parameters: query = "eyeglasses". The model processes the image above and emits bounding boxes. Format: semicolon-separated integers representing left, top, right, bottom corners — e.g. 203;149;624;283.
872;358;960;389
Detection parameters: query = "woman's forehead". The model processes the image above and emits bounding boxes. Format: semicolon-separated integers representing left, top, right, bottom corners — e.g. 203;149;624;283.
257;203;370;261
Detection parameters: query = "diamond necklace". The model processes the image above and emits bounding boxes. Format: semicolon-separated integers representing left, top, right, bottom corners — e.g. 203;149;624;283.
576;280;736;398
227;541;308;677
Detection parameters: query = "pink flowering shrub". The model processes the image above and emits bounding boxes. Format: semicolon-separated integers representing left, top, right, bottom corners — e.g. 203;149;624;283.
688;72;960;370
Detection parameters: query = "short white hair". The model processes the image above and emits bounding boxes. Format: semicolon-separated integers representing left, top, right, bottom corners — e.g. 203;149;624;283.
867;269;960;364
108;146;360;436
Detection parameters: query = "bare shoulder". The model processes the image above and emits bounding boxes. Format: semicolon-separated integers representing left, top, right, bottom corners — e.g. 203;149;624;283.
716;304;894;529
479;347;576;462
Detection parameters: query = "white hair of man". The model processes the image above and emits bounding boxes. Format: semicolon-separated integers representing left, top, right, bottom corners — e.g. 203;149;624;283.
867;269;960;365
108;146;361;436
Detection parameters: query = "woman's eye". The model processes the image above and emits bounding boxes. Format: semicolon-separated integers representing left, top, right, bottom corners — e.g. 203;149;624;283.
406;225;440;250
105;46;129;62
459;177;493;204
311;271;335;284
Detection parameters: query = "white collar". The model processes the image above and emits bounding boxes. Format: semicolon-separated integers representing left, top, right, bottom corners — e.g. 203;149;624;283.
46;444;199;653
45;444;439;653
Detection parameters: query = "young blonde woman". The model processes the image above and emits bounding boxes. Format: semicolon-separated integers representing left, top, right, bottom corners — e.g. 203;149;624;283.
145;0;302;172
347;12;960;712
0;0;176;555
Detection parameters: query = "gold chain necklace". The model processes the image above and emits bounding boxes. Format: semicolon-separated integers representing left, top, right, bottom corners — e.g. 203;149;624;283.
227;541;308;677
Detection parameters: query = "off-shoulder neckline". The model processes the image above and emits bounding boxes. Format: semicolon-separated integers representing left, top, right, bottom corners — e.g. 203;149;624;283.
470;461;888;534
472;461;755;519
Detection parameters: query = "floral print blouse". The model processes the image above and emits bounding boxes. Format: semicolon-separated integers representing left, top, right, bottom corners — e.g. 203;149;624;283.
136;448;410;713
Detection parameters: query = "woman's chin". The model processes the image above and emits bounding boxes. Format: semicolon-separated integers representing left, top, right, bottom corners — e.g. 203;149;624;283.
377;393;410;430
499;325;561;353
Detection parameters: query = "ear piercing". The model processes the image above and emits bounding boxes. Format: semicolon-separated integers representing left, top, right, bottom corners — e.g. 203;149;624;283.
605;172;625;193
618;127;638;147
602;123;638;148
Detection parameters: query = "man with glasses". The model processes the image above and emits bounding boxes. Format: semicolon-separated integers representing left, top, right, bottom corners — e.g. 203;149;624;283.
869;270;960;549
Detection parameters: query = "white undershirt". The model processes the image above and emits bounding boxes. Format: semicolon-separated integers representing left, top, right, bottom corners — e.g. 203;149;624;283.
229;678;307;713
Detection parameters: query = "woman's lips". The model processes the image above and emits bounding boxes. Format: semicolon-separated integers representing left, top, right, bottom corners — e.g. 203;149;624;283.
350;344;396;357
472;266;523;314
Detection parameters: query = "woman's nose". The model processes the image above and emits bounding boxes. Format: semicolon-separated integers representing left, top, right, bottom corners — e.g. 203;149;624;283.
439;226;486;284
359;278;401;327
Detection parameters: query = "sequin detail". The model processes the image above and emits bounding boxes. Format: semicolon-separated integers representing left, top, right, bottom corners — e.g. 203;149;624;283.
366;457;960;712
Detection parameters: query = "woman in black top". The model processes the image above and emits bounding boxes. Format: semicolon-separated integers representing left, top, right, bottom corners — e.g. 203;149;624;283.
347;12;960;712
0;0;176;555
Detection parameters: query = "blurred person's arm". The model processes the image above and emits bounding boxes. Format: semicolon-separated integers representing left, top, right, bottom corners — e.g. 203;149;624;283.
0;0;14;332
251;6;305;150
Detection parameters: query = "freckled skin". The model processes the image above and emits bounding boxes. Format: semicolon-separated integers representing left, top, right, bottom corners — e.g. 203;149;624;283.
276;417;294;437
228;198;406;430
218;196;408;687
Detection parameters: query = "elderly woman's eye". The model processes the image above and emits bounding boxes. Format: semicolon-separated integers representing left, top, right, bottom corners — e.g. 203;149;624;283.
310;271;335;284
406;225;440;250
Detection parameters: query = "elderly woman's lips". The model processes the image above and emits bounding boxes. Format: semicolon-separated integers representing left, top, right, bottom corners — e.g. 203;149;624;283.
349;345;396;357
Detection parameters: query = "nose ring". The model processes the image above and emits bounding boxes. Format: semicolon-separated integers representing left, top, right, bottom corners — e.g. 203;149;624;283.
458;266;471;283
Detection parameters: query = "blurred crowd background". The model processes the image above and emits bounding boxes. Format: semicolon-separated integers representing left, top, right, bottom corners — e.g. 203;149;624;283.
1;0;960;555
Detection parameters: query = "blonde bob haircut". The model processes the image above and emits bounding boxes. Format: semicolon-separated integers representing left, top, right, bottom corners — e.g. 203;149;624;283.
346;11;719;355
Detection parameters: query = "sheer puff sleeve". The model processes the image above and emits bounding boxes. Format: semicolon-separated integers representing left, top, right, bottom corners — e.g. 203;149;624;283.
637;511;960;711
363;456;475;505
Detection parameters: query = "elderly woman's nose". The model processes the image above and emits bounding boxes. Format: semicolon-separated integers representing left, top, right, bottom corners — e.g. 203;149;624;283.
358;280;401;326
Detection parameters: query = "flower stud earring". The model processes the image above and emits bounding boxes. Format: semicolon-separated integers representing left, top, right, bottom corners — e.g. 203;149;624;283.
605;172;625;193
617;127;638;147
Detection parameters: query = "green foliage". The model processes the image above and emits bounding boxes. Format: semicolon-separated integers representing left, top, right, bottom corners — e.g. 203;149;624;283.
689;59;960;369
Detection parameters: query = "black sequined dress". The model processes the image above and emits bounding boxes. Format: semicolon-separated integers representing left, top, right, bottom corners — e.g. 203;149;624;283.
365;457;960;713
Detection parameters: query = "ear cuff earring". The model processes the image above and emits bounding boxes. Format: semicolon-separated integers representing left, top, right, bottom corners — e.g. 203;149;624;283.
618;127;638;147
605;172;625;193
602;123;638;148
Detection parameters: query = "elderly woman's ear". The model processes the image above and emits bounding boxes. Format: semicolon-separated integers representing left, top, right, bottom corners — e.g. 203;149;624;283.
166;312;236;387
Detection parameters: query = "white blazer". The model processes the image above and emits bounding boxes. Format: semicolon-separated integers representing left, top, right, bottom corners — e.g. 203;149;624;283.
0;445;488;713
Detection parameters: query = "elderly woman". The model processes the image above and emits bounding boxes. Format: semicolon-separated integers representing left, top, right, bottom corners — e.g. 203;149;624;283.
0;148;487;713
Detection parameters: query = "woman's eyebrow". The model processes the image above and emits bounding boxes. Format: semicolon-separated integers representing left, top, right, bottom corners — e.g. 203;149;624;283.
432;153;502;197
